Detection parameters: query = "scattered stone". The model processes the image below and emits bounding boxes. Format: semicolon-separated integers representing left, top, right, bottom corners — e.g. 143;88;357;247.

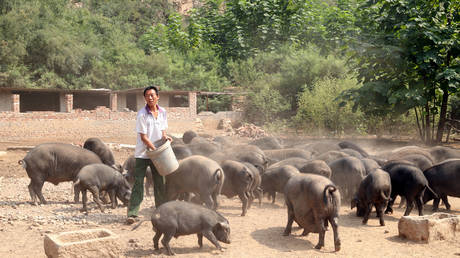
398;213;460;242
384;230;389;234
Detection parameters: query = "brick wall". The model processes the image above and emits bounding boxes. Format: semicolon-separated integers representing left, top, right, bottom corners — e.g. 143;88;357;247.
0;106;198;121
110;93;117;111
12;94;19;113
65;94;73;112
189;92;197;117
0;107;200;143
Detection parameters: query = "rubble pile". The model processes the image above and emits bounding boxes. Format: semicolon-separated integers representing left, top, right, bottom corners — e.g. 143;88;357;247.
234;123;267;139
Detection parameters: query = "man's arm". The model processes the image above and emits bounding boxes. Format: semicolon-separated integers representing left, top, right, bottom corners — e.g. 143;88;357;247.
140;133;156;150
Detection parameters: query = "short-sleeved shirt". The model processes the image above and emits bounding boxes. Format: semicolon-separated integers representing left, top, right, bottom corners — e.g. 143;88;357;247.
134;104;168;159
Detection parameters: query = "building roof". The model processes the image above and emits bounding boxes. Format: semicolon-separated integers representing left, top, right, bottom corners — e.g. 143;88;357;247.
0;87;112;94
114;87;195;95
0;87;246;96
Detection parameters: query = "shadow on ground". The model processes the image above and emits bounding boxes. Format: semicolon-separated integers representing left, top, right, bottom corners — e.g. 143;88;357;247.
250;226;315;252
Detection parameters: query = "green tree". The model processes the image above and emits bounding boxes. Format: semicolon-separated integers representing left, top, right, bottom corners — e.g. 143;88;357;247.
344;0;460;144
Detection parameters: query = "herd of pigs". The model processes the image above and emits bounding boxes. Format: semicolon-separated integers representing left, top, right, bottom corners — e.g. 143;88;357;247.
17;130;460;255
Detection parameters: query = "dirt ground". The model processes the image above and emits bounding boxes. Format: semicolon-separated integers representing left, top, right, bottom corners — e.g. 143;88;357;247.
0;119;460;257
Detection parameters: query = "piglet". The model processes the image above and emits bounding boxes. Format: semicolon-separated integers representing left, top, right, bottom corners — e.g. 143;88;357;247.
73;163;131;213
132;200;231;256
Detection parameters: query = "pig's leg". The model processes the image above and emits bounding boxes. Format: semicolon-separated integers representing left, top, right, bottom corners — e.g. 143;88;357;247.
271;192;276;204
30;179;47;205
283;200;295;236
441;194;450;210
88;186;104;212
153;232;162;250
238;192;248;216
197;233;203;248
362;203;372;225
211;192;219;210
161;231;175;256
202;230;223;251
330;216;341;252
314;216;325;250
403;197;414;216
109;189;117;209
385;193;396;214
415;194;424;216
432;197;441;211
247;187;254;209
28;181;38;205
100;191;110;204
73;183;80;203
255;188;263;206
201;194;214;210
376;203;385;226
80;189;88;212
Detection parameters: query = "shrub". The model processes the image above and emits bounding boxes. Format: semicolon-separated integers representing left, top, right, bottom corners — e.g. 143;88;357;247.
294;77;365;136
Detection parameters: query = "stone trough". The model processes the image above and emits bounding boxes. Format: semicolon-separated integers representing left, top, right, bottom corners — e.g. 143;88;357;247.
44;228;120;258
398;212;460;242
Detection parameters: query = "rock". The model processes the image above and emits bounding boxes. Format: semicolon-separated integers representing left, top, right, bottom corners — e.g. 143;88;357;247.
398;213;460;242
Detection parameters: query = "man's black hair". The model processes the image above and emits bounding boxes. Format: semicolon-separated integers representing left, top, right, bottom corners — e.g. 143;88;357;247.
143;86;159;96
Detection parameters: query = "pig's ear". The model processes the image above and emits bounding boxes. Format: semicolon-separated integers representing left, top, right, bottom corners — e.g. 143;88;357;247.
218;222;230;230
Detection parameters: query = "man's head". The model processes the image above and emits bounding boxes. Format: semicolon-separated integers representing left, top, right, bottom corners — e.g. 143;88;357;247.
143;86;159;97
144;86;159;108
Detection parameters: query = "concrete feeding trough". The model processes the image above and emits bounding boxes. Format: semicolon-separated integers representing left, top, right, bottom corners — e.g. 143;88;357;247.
398;212;460;242
44;228;120;258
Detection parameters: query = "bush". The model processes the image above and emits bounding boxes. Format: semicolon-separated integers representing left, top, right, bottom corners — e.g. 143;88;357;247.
294;77;365;136
243;76;290;125
294;76;418;137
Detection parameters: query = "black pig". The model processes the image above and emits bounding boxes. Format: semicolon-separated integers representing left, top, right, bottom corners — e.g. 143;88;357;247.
132;200;230;256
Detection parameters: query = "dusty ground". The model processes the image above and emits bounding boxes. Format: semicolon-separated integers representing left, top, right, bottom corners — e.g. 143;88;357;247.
0;119;460;257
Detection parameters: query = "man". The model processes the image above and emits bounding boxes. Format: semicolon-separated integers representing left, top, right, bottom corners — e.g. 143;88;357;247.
126;85;172;224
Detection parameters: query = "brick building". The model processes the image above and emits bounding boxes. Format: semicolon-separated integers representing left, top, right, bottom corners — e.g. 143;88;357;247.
0;87;197;120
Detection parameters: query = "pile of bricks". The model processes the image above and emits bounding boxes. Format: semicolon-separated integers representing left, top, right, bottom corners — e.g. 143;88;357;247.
234;123;267;139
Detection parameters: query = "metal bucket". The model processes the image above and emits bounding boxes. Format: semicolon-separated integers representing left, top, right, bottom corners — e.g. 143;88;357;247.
146;139;179;176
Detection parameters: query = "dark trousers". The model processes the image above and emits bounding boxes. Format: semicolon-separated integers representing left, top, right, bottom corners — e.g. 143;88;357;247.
127;158;166;217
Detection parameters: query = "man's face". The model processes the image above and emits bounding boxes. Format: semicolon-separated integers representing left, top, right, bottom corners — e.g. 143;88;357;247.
144;89;159;107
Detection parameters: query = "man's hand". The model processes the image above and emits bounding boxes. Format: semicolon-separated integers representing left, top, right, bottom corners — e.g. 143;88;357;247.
163;135;173;142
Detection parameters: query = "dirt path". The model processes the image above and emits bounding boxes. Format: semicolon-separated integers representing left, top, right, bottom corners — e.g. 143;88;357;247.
0;119;460;257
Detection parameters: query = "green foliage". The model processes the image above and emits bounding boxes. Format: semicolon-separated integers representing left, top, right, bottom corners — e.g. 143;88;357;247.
345;0;460;142
243;76;290;125
190;0;358;61
277;47;348;111
294;77;366;135
84;0;172;38
197;95;232;113
227;46;349;124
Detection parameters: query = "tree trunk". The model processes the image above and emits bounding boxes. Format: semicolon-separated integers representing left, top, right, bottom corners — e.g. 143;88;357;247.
436;89;449;143
436;50;452;143
425;102;431;144
414;107;424;141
